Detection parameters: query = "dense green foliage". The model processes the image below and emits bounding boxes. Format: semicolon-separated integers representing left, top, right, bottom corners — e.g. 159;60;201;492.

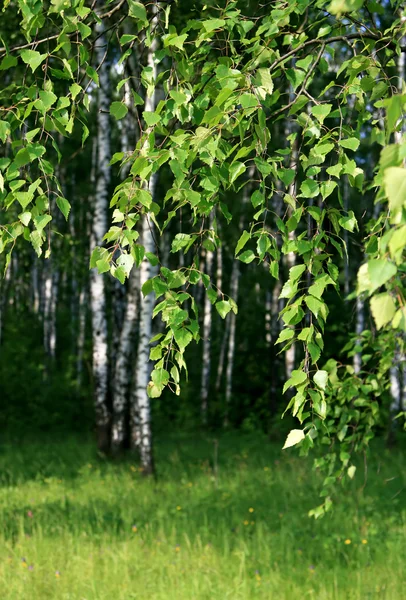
0;434;405;599
0;0;405;512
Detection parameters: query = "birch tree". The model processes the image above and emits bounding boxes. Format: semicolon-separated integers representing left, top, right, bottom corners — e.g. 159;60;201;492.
129;1;160;472
89;16;111;452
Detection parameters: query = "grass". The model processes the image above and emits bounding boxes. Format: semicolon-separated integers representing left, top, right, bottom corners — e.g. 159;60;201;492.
0;432;404;599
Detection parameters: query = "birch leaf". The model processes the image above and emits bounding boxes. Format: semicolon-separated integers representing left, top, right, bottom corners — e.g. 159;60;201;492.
314;370;328;390
370;293;396;329
215;300;231;319
110;102;128;121
283;429;305;450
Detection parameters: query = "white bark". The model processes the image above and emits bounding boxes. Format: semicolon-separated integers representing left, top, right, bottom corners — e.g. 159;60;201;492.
265;289;272;348
215;316;230;393
76;285;87;389
90;16;111;451
42;259;59;362
131;176;158;472
112;271;139;453
390;354;401;415
284;122;298;381
201;214;214;424
111;80;139;453
224;168;255;424
130;4;159;472
353;296;364;374
224;258;239;426
49;270;59;358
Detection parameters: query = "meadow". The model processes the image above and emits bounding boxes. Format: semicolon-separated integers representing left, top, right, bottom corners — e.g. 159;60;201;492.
0;432;404;599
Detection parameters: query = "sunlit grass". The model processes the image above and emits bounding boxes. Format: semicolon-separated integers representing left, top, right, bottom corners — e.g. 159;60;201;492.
0;432;404;599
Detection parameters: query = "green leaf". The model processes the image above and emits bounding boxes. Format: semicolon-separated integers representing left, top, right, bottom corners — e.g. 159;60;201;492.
311;104;332;124
110;102;128;120
174;328;193;352
34;214;52;231
251;190;264;208
141;278;153;297
347;465;356;479
275;328;295;344
338;137;360;151
282;429;305;449
165;34;188;50
339;210;358;232
202;18;226;32
367;259;397;293
300;180;319;198
56;197;71;221
328;0;364;15
235;230;250;255
152;368;169;388
314;370;328;390
13;148;31;168
19;212;31;226
284;369;308;393
305;295;325;319
238;250;255;263
20;49;47;72
128;0;147;21
143;112;160;127
0;120;10;143
289;264;306;282
117;253;135;276
270;261;279;279
384;167;406;218
172;233;192;253
30;230;43;257
215;300;231;319
370;293;396;330
0;55;18;70
229;161;246;185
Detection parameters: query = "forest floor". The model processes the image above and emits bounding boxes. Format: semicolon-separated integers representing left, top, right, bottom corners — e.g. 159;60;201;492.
0;432;405;599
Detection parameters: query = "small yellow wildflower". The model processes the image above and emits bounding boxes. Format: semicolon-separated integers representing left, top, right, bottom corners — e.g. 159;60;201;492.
187;482;193;487
132;525;138;533
21;561;27;568
243;520;249;525
55;571;61;578
263;466;269;471
175;545;181;552
344;539;351;545
362;539;368;544
249;507;254;513
130;466;137;472
250;521;255;525
176;505;182;511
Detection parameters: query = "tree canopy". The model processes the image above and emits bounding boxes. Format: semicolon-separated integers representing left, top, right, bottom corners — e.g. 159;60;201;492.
0;0;405;515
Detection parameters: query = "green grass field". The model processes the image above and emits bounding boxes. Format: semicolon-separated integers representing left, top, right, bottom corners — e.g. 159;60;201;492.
0;432;404;599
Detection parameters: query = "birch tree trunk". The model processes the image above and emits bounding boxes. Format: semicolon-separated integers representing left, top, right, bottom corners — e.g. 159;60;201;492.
131;177;157;472
112;271;140;454
353;296;364;374
130;2;159;472
224;168;255;425
76;285;87;390
49;270;59;358
200;213;214;425
284;131;298;381
43;263;52;356
89;16;111;452
224;258;239;426
111;81;139;454
215;315;230;394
